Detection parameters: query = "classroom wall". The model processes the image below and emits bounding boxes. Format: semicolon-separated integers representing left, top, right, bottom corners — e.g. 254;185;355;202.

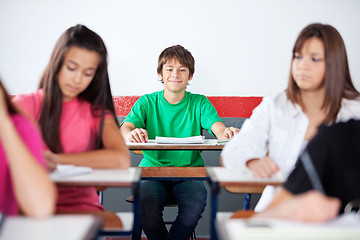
0;0;359;97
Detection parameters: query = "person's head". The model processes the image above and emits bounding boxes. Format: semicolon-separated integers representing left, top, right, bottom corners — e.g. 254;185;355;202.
0;79;17;114
286;23;359;124
39;24;110;103
157;45;195;84
57;46;100;102
39;25;116;152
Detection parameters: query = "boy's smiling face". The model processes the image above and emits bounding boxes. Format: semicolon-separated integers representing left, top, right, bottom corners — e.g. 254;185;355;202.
160;58;193;95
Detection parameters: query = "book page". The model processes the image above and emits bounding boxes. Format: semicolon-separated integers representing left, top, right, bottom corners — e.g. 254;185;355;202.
155;136;206;144
50;164;92;180
223;213;360;239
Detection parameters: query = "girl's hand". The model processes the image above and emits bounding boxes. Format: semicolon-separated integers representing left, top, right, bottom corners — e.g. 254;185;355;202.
254;189;340;223
43;151;60;172
127;128;148;143
246;156;280;178
289;190;341;222
0;87;9;120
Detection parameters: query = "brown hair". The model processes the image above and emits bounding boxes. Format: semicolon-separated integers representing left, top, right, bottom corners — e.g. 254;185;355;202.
38;25;117;153
157;45;195;83
0;79;17;114
286;23;359;124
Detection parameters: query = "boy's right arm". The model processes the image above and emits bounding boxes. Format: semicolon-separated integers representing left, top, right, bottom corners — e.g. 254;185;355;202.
120;122;148;143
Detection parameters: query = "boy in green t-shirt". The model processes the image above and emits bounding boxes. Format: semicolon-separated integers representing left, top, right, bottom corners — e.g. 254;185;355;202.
121;45;239;240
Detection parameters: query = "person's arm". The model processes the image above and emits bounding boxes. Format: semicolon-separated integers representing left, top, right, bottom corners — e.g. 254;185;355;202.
221;97;280;177
0;89;56;218
221;98;270;170
211;121;239;139
245;156;280;178
45;117;131;169
120;122;148;143
221;155;279;178
254;188;341;222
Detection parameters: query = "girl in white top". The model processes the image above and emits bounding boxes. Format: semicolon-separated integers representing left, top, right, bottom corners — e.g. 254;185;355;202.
221;23;360;211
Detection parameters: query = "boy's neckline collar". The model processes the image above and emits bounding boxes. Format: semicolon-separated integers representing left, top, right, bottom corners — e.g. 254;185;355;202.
162;90;188;105
161;90;189;105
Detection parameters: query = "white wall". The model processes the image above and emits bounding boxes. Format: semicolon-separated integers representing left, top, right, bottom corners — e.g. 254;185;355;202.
0;0;359;97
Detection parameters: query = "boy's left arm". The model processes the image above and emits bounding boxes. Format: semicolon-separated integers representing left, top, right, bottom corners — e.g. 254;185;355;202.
211;121;239;139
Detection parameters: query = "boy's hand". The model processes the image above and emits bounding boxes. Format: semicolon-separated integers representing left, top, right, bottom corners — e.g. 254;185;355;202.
127;128;148;143
223;127;240;139
246;156;280;178
211;122;239;140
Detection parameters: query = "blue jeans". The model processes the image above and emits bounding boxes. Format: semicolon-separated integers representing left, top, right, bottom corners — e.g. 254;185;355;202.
139;180;207;240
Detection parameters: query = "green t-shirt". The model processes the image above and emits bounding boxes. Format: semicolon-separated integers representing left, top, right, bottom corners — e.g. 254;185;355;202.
123;90;223;167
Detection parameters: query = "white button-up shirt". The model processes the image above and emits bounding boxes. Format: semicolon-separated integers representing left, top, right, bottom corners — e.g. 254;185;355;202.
221;91;360;211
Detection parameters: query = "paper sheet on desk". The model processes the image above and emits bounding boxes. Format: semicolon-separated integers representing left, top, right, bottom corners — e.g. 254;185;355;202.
127;139;225;145
245;212;360;228
50;164;92;180
225;213;360;239
211;167;285;182
155;136;205;144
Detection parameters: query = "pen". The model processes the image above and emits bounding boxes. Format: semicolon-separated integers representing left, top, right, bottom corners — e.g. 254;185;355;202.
0;212;5;233
299;150;325;194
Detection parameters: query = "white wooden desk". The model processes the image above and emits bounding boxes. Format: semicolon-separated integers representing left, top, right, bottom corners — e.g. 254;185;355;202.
0;215;102;240
54;168;141;187
53;168;142;240
206;167;284;187
127;139;225;151
217;212;360;240
126;140;223;180
206;167;285;240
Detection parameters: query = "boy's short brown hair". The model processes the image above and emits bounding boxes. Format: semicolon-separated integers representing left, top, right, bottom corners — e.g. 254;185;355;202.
157;45;195;80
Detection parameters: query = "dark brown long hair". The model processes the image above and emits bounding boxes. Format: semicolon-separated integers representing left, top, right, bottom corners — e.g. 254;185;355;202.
38;25;117;153
0;79;18;114
286;23;359;124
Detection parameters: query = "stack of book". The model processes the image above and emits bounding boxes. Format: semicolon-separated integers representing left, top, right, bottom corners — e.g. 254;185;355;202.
155;136;206;144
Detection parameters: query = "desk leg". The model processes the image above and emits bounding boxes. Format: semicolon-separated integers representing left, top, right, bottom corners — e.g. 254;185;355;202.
132;182;141;240
210;181;219;240
242;193;251;210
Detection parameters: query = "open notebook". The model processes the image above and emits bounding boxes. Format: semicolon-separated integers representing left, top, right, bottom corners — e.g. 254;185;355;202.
155;136;206;144
50;164;92;180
